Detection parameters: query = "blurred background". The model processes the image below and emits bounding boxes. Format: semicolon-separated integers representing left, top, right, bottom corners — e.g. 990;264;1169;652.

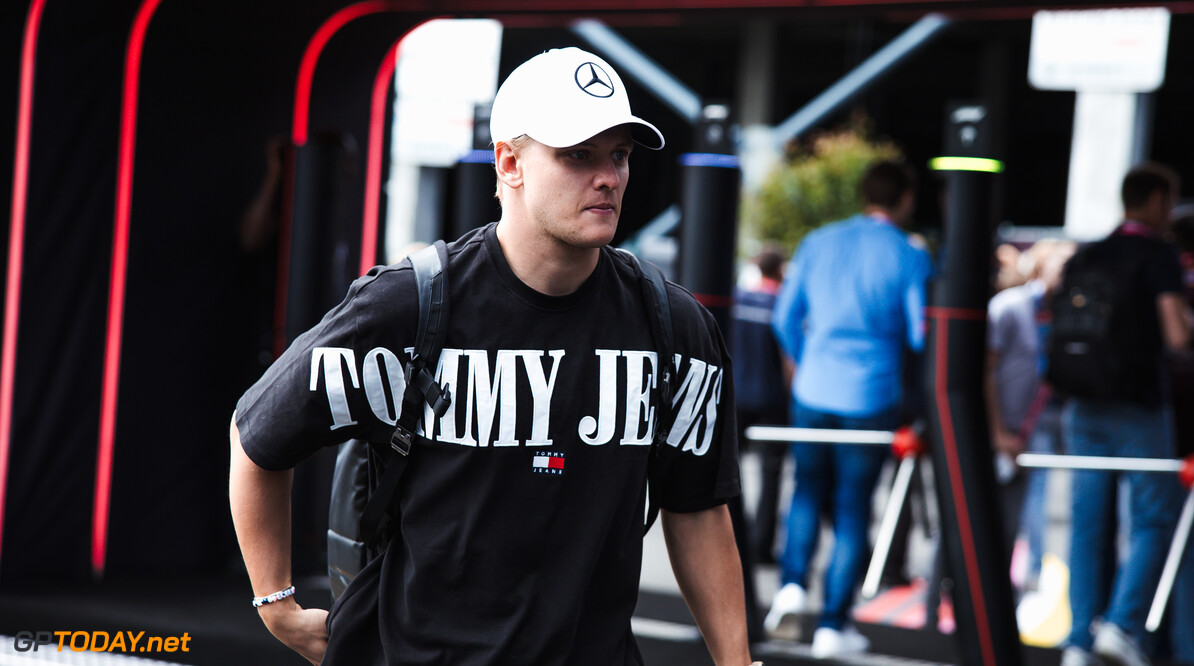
0;1;1191;663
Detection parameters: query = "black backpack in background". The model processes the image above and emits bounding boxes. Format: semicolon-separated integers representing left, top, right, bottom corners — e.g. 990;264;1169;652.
326;243;677;601
1046;237;1153;401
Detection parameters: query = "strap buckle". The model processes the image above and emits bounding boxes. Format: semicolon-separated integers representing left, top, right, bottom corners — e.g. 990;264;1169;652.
390;425;414;456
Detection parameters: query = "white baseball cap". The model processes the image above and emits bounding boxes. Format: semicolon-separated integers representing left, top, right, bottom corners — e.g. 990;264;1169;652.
489;47;665;151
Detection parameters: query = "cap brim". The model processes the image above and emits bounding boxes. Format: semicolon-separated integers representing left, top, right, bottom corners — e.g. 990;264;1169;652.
532;116;665;151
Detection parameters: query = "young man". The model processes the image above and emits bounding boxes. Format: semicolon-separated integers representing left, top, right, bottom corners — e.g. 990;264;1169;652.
1058;164;1191;666
764;161;932;658
229;47;756;665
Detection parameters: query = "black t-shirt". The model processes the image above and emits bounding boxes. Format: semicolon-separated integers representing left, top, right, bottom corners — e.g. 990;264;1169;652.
236;223;740;665
1101;232;1183;406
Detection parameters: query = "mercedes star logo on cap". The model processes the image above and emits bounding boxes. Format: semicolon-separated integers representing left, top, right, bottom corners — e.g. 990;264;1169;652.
575;62;615;98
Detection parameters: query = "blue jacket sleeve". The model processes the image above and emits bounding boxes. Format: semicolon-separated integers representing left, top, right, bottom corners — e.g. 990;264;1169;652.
771;251;806;363
904;250;931;353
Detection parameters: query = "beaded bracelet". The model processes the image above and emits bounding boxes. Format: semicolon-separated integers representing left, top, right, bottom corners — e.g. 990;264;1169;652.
251;585;296;608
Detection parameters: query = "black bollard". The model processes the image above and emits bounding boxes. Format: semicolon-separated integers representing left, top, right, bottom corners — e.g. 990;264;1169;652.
924;101;1023;666
677;104;739;335
676;103;763;641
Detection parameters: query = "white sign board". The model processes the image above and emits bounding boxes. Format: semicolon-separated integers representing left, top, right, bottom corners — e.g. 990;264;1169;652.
393;19;503;166
1029;8;1170;92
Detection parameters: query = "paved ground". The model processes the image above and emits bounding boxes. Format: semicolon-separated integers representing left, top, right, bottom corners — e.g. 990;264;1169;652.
0;448;1184;665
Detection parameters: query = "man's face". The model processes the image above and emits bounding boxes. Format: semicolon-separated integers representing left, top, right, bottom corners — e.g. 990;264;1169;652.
514;126;633;249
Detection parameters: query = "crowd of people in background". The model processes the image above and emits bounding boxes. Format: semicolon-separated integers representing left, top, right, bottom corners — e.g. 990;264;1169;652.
737;159;1194;665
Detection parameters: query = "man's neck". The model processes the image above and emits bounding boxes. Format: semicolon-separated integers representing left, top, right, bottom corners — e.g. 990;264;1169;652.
1121;212;1161;235
494;217;600;296
862;206;896;225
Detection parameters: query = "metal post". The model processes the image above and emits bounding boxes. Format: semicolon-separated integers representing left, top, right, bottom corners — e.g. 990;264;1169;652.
1015;452;1192;633
862;455;918;599
771;14;951;146
1017;453;1185;474
1147;487;1194;631
745;425;892;446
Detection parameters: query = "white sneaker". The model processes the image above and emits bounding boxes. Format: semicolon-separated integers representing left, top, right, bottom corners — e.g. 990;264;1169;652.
810;626;869;659
1093;623;1150;666
1060;646;1102;666
763;583;808;635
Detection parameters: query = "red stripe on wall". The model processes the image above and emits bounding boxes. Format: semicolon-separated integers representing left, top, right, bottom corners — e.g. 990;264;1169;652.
0;0;49;570
291;1;395;147
94;0;166;578
361;38;402;275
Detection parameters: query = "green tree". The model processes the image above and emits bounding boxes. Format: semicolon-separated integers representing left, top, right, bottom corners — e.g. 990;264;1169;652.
742;121;901;257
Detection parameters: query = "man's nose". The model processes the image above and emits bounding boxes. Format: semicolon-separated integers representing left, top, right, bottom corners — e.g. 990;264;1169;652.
593;158;622;190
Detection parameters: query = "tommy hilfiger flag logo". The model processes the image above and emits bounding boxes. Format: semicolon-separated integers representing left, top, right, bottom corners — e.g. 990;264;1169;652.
532;452;565;475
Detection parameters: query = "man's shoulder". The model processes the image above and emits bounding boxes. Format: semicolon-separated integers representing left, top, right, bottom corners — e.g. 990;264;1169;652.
1079;234;1177;270
988;283;1033;318
605;249;720;340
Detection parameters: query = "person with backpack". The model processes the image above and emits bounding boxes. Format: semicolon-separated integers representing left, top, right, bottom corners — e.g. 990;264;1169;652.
229;47;756;665
1052;163;1191;666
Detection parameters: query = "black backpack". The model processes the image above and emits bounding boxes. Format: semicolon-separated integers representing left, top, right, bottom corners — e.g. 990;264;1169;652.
327;242;677;600
1046;237;1154;401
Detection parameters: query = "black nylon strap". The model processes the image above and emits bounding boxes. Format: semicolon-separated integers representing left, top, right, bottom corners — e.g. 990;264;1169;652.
618;250;675;534
359;241;451;546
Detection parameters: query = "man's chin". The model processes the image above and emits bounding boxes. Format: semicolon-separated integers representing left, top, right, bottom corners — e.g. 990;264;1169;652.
573;218;618;247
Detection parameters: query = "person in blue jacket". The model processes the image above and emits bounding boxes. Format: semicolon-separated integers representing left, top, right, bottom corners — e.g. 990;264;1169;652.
763;160;932;658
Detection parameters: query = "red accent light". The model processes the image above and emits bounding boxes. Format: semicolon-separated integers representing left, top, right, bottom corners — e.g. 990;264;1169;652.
94;0;166;579
890;425;923;460
1180;455;1194;491
0;0;48;569
932;318;998;666
292;1;395;147
924;306;986;321
693;292;733;309
362;38;403;275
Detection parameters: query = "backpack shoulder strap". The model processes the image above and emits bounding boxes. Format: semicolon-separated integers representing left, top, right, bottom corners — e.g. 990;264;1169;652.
617;249;675;534
359;240;452;545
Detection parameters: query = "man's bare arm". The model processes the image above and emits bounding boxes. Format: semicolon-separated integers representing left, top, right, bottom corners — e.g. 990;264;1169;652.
229;413;328;665
661;505;754;666
1157;292;1192;350
983;349;1022;458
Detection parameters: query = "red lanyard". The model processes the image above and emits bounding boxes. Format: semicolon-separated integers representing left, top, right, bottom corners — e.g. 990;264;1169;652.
1114;220;1155;238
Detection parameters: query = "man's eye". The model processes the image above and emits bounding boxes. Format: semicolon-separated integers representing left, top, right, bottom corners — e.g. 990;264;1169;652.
613;150;630;162
568;150;589;160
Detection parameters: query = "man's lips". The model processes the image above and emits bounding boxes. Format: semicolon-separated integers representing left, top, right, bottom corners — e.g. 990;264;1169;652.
585;202;616;213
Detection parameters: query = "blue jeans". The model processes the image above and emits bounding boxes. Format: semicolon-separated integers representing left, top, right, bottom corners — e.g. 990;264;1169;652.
780;401;899;630
1064;399;1182;650
1020;402;1064;581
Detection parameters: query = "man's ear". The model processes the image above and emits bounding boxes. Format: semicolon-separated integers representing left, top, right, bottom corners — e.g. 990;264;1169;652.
494;141;523;191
